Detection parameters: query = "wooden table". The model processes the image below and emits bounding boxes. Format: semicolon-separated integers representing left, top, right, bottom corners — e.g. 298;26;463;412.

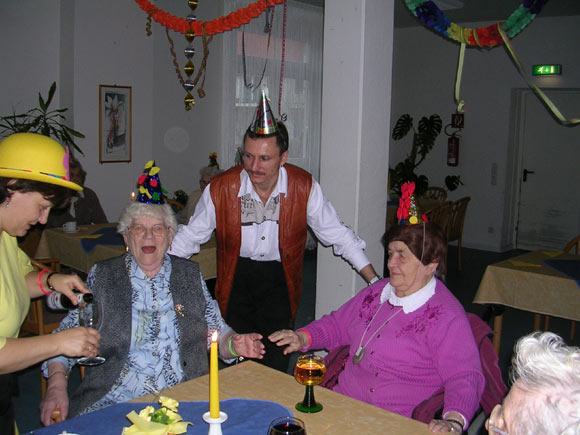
474;250;580;354
133;360;429;434
35;223;217;279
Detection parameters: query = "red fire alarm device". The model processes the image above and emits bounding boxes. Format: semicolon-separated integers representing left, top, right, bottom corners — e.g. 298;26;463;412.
447;136;459;166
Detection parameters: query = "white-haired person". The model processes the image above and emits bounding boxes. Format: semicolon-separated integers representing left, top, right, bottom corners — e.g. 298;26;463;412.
40;162;264;425
177;157;223;225
487;331;580;435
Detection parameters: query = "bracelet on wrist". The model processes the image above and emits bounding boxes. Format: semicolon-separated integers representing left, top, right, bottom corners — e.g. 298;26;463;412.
228;336;240;358
368;275;381;285
46;272;58;292
445;419;464;432
38;269;52;295
296;329;312;349
48;370;69;380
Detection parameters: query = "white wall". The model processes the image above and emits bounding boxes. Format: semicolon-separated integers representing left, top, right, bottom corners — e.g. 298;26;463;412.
71;1;155;222
0;0;224;223
0;1;61;117
317;0;392;315
391;16;580;251
4;2;577;254
151;1;226;204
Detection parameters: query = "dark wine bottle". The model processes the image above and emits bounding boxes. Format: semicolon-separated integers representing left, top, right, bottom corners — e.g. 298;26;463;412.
47;292;94;310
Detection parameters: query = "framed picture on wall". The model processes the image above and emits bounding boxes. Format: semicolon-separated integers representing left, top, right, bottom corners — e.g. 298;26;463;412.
99;84;132;163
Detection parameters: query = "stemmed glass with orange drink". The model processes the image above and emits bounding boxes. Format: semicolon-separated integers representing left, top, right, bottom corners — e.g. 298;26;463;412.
293;354;326;413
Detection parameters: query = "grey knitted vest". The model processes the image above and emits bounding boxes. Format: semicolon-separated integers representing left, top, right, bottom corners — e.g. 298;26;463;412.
69;254;208;417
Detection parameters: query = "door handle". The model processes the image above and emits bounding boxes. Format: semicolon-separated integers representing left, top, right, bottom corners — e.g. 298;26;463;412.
523;169;535;182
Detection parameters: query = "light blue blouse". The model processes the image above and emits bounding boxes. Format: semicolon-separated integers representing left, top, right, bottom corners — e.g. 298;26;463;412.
42;254;233;413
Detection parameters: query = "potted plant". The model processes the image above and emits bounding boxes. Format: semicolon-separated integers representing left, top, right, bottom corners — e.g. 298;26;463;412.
0;82;85;155
390;113;442;197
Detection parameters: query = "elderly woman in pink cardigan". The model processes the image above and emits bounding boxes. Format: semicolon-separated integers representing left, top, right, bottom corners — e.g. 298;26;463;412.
270;221;484;433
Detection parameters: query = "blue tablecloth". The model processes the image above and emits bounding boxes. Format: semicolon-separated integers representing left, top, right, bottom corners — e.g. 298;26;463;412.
25;399;292;434
543;259;580;287
81;227;125;253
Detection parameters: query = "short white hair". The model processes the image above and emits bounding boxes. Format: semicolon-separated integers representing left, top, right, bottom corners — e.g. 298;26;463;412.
509;332;580;434
117;202;177;237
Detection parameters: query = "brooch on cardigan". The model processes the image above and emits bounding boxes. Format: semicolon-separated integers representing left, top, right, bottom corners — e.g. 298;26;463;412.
174;304;185;317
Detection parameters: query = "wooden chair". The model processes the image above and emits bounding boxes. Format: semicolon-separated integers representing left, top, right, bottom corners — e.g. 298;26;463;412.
422;186;447;202
20;259;62;336
446;197;471;271
18;228;64;336
425;201;452;236
23;258;65;398
564;235;580;255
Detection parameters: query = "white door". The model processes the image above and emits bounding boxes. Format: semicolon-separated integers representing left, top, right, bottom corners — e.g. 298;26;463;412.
515;89;580;251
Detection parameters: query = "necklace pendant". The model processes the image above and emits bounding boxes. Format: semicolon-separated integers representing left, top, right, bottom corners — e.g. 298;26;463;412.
353;346;365;365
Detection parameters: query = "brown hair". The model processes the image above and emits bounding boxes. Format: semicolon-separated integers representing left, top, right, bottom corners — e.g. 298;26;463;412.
0;177;73;208
243;120;289;154
383;222;447;275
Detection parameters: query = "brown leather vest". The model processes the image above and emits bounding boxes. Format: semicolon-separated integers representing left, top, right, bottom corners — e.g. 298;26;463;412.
210;164;312;319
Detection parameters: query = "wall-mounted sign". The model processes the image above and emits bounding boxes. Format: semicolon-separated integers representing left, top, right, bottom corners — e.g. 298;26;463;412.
532;64;561;76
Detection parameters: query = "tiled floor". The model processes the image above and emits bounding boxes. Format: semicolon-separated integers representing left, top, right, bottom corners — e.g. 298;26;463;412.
14;246;580;433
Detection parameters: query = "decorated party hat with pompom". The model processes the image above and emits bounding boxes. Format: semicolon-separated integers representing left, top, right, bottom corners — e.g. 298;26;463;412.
208;152;219;169
135;160;167;204
397;181;428;225
250;86;278;135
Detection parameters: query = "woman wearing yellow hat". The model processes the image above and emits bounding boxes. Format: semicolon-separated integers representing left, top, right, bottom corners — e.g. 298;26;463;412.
0;133;101;434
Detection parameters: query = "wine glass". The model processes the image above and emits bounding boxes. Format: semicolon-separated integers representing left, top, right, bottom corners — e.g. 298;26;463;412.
268;416;306;435
293;354;326;413
77;299;105;366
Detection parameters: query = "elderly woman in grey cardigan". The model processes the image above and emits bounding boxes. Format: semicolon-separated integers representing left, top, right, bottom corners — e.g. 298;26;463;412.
39;201;265;425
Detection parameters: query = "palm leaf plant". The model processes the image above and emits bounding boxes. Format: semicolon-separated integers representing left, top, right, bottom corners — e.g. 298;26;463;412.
0;82;85;155
390;113;442;196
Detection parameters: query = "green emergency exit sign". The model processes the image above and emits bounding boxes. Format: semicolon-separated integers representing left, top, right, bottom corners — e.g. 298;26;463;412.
532;64;561;76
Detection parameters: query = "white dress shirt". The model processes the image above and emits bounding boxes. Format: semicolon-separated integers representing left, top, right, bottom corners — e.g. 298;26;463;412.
169;166;371;272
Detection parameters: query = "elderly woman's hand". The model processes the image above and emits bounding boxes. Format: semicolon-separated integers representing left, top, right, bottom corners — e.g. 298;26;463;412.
231;333;265;359
268;330;309;355
428;418;464;433
40;367;70;426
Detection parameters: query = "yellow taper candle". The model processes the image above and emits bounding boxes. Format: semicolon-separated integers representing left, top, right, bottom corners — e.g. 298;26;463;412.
209;330;220;418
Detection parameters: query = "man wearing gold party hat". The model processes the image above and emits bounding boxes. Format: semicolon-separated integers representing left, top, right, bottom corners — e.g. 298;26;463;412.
170;87;380;372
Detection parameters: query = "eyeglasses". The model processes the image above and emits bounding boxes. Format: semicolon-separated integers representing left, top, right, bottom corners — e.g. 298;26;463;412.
487;404;510;435
128;224;168;238
489;425;510;435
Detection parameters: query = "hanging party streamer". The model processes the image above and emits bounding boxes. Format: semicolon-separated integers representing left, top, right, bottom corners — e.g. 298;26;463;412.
404;0;549;48
497;26;580;126
135;0;284;36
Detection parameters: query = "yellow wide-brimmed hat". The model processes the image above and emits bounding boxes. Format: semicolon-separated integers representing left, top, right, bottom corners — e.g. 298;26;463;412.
0;133;82;191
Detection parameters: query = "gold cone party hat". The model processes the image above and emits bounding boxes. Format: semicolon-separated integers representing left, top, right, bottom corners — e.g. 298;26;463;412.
250;86;278;135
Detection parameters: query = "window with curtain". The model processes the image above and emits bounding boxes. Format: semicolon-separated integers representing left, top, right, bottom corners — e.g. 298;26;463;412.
221;0;323;178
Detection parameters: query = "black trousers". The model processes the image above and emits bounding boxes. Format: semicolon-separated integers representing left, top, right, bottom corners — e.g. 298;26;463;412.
0;373;16;435
226;257;293;372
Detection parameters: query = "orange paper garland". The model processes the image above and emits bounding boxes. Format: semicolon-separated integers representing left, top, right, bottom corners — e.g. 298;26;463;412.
134;0;285;36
